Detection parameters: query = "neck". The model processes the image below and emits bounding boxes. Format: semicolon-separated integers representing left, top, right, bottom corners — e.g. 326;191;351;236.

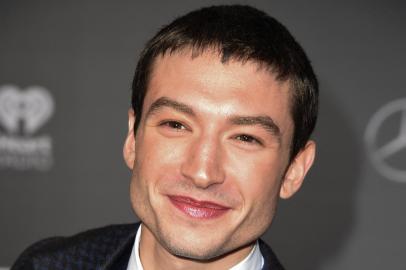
139;224;254;270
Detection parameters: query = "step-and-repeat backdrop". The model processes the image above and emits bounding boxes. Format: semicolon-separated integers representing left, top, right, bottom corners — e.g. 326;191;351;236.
1;1;405;269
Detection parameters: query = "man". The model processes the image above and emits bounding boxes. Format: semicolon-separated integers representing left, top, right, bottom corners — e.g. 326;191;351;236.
12;5;318;270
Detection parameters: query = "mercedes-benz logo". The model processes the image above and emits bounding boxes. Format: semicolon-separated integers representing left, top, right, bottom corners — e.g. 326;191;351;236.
365;98;406;183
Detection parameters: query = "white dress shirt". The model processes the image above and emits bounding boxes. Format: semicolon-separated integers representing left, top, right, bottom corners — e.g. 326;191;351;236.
127;224;264;270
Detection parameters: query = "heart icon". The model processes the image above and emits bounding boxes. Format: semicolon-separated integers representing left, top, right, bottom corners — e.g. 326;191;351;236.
0;85;54;135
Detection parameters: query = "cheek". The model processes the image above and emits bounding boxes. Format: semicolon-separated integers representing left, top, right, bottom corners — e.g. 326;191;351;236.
130;130;186;215
134;129;187;183
227;151;284;209
224;151;284;238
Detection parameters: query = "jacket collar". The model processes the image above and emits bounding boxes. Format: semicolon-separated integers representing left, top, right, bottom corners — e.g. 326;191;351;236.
102;223;139;270
103;223;284;270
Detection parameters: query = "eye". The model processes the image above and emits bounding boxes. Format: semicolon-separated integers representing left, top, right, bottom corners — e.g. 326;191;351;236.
159;120;187;130
235;134;263;145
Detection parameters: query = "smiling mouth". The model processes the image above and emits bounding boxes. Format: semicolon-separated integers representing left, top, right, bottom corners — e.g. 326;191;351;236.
168;195;230;219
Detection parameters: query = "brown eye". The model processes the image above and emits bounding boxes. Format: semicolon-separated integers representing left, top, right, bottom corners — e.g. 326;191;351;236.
160;121;186;130
235;134;262;145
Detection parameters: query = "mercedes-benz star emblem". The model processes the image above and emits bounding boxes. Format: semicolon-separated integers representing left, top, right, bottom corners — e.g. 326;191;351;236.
365;98;406;183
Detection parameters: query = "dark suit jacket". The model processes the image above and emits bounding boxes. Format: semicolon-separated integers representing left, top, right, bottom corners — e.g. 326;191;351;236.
12;223;285;270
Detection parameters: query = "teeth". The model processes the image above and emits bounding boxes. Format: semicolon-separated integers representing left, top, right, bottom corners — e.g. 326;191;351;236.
185;206;213;218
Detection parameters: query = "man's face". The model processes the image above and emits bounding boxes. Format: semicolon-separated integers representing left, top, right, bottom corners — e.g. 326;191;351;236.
124;50;314;260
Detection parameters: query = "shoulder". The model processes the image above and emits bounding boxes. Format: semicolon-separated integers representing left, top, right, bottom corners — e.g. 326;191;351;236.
11;223;139;270
258;239;285;270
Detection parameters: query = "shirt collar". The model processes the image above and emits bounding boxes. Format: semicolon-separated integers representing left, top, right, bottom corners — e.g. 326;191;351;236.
127;223;143;270
127;224;264;270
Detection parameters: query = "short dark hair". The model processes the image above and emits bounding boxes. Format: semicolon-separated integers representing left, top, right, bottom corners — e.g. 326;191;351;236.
131;5;318;160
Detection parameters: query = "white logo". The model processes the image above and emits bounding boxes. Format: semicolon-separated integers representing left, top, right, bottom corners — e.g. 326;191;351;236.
0;85;54;134
0;85;55;171
365;98;406;183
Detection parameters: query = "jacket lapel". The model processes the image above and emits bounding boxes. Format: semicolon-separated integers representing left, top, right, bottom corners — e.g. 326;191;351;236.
101;223;284;270
102;223;139;270
259;239;285;270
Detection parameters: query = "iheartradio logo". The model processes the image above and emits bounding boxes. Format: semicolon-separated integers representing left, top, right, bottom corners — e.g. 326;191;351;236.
0;85;54;135
0;85;54;171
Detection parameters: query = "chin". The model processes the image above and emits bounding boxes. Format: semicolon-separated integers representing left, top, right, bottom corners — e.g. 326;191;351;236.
156;229;232;261
163;240;229;261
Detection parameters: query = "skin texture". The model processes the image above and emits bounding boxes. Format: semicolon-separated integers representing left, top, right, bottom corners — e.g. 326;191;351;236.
123;50;316;270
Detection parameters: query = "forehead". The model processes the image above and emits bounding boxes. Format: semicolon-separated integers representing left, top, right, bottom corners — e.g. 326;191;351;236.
145;49;293;137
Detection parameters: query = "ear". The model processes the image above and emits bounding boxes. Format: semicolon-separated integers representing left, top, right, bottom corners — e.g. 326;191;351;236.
123;109;136;170
280;140;316;199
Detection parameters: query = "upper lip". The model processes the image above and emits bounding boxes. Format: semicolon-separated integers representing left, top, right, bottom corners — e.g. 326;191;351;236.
168;195;230;210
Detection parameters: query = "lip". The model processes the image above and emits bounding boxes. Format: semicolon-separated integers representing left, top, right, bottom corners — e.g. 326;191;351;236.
168;195;230;219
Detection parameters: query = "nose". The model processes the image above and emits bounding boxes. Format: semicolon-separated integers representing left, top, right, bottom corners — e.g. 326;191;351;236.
180;135;226;189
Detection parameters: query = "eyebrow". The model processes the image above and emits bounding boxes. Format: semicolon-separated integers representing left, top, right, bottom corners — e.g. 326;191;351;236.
146;97;196;118
145;96;281;138
229;115;281;138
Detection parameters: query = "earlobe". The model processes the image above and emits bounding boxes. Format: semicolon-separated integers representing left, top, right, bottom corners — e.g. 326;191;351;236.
123;109;136;170
280;140;316;199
